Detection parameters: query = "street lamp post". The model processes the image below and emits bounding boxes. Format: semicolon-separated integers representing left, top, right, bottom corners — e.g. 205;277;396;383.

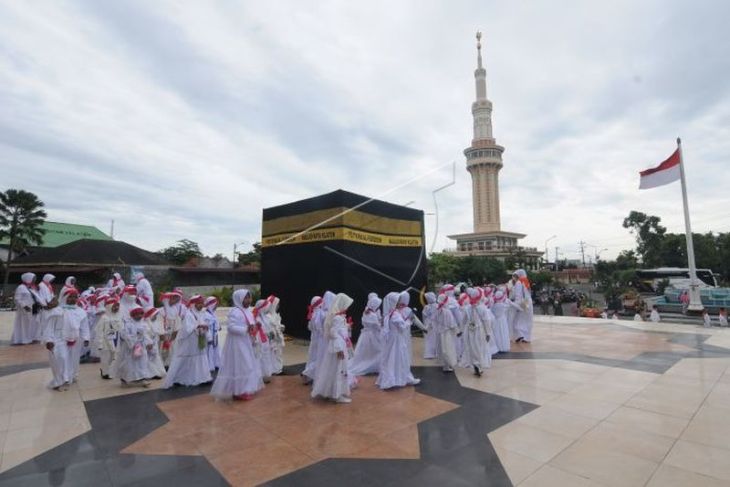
232;241;249;288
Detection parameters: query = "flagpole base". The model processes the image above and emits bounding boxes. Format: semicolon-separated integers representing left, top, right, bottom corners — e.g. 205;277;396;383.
687;285;704;313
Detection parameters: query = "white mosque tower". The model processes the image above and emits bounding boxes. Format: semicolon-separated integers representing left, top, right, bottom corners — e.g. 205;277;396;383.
448;32;542;268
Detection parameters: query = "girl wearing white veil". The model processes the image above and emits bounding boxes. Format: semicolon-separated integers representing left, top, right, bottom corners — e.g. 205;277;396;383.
349;294;383;376
311;293;355;403
302;290;335;384
376;291;420;390
211;289;264;401
422;292;439;359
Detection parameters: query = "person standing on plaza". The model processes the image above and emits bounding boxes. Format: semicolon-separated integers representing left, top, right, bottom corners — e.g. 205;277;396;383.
162;295;212;388
160;290;185;368
376;291;420;390
143;307;167;379
204;296;222;372
210;289;264;401
62;289;90;383
422;292;439;359
301;295;325;384
349;293;383;376
95;296;122;379
134;272;154;310
434;293;458;372
462;288;492;376
112;306;152;388
11;272;39;345
509;269;534;343
42;296;68;390
311;293;355;403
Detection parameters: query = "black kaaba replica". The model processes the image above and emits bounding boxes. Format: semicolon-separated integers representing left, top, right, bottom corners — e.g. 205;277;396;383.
261;189;428;340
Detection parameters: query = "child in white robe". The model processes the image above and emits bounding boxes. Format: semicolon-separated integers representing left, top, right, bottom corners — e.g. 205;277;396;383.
703;309;712;328
162;295;212;388
422;292;439;359
490;290;512;352
463;288;492;376
509;270;534;343
434;294;459;372
144;307;167;379
95;297;122;379
58;276;77;306
312;293;355;403
650;306;661;323
349;294;383;376
113;306;152;388
265;295;285;375
119;285;138;321
253;299;276;382
11;272;39;345
302;296;325;384
376;292;420;390
211;289;264;401
42;297;69;390
61;290;90;383
204;297;222;372
719;308;728;327
160;291;186;368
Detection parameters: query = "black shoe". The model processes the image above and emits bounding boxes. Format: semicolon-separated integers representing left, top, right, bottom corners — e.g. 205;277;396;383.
473;365;482;377
101;374;111;380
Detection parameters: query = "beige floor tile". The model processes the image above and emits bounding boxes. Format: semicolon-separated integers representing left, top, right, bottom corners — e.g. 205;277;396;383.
652;373;719;395
551;361;608;376
493;446;544;485
519;464;603;487
665;439;730;481
512;375;585;394
595;367;658;387
546;392;621;420
0;412;9;432
515;405;599;439
494;385;562;405
579;421;676;463
7;402;86;431
550;438;659;487
626;384;706;419
681;404;730;450
488;422;574;463
705;382;730;409
605;406;689;439
646;463;730;487
567;382;644;403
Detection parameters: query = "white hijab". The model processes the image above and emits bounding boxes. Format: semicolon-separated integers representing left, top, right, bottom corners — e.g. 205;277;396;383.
323;293;353;336
232;289;251;309
20;272;35;285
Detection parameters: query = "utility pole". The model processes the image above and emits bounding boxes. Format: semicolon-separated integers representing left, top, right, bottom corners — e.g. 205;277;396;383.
554;247;559;271
578;241;586;268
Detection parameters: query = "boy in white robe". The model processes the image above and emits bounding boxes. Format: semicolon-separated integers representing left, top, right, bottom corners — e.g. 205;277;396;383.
95;297;122;379
422;292;439;359
42;297;69;390
703;309;712;328
210;289;264;401
509;269;534;343
434;294;459;372
11;272;39;345
463;288;493;376
112;306;152;387
160;291;185;368
204;297;222;372
119;285;138;321
302;296;325;384
143;307;167;379
312;293;355;403
61;290;90;383
376;292;420;390
162;295;212;388
349;294;383;376
107;272;125;294
265;295;286;375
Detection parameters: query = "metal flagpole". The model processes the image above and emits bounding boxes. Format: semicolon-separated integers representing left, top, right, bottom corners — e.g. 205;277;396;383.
677;137;703;312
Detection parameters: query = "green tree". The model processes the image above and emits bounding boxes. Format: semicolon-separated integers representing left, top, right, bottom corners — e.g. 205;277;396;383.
0;189;47;294
237;242;261;266
622;211;666;266
159;239;203;265
457;256;507;285
530;271;554;292
427;252;460;286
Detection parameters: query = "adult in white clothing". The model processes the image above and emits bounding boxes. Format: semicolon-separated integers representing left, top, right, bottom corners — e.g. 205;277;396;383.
162;295;212;388
11;272;39;345
509;269;534;343
311;293;355;403
349;294;383;376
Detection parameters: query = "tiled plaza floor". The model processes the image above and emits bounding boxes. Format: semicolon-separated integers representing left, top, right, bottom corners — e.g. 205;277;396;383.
1;313;730;486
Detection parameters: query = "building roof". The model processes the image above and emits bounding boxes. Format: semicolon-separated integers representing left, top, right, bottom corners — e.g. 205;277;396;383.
10;239;167;266
0;221;112;248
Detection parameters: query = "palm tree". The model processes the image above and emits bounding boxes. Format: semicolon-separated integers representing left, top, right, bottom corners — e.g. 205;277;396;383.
0;189;47;295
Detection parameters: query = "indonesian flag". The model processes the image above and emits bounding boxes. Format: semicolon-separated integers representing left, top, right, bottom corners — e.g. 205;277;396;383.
639;148;681;189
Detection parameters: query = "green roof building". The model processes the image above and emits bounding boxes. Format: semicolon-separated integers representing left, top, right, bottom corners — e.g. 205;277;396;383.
1;221;112;248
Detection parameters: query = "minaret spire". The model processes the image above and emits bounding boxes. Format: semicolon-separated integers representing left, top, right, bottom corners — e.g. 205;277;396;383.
476;31;483;69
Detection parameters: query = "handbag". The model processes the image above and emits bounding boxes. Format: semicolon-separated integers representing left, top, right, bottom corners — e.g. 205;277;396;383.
133;343;143;358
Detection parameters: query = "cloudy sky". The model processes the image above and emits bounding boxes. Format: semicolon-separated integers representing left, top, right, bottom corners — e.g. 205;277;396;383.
1;0;728;262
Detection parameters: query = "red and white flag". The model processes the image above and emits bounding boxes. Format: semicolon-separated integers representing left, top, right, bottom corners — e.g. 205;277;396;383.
639;148;681;189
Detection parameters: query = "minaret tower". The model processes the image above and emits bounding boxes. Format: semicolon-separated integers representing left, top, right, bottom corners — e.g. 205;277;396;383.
465;31;504;233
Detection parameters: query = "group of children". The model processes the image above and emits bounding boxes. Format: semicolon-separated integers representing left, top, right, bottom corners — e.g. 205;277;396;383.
12;268;535;405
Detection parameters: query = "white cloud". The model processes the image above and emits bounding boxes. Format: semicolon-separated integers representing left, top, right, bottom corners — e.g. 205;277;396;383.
1;0;728;262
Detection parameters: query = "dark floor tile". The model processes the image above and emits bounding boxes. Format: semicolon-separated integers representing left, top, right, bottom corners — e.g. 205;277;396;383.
391;463;475;487
262;460;346;487
0;459;113;487
104;454;204;486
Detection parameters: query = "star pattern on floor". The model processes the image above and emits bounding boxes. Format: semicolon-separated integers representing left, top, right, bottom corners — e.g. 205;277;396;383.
123;375;458;486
